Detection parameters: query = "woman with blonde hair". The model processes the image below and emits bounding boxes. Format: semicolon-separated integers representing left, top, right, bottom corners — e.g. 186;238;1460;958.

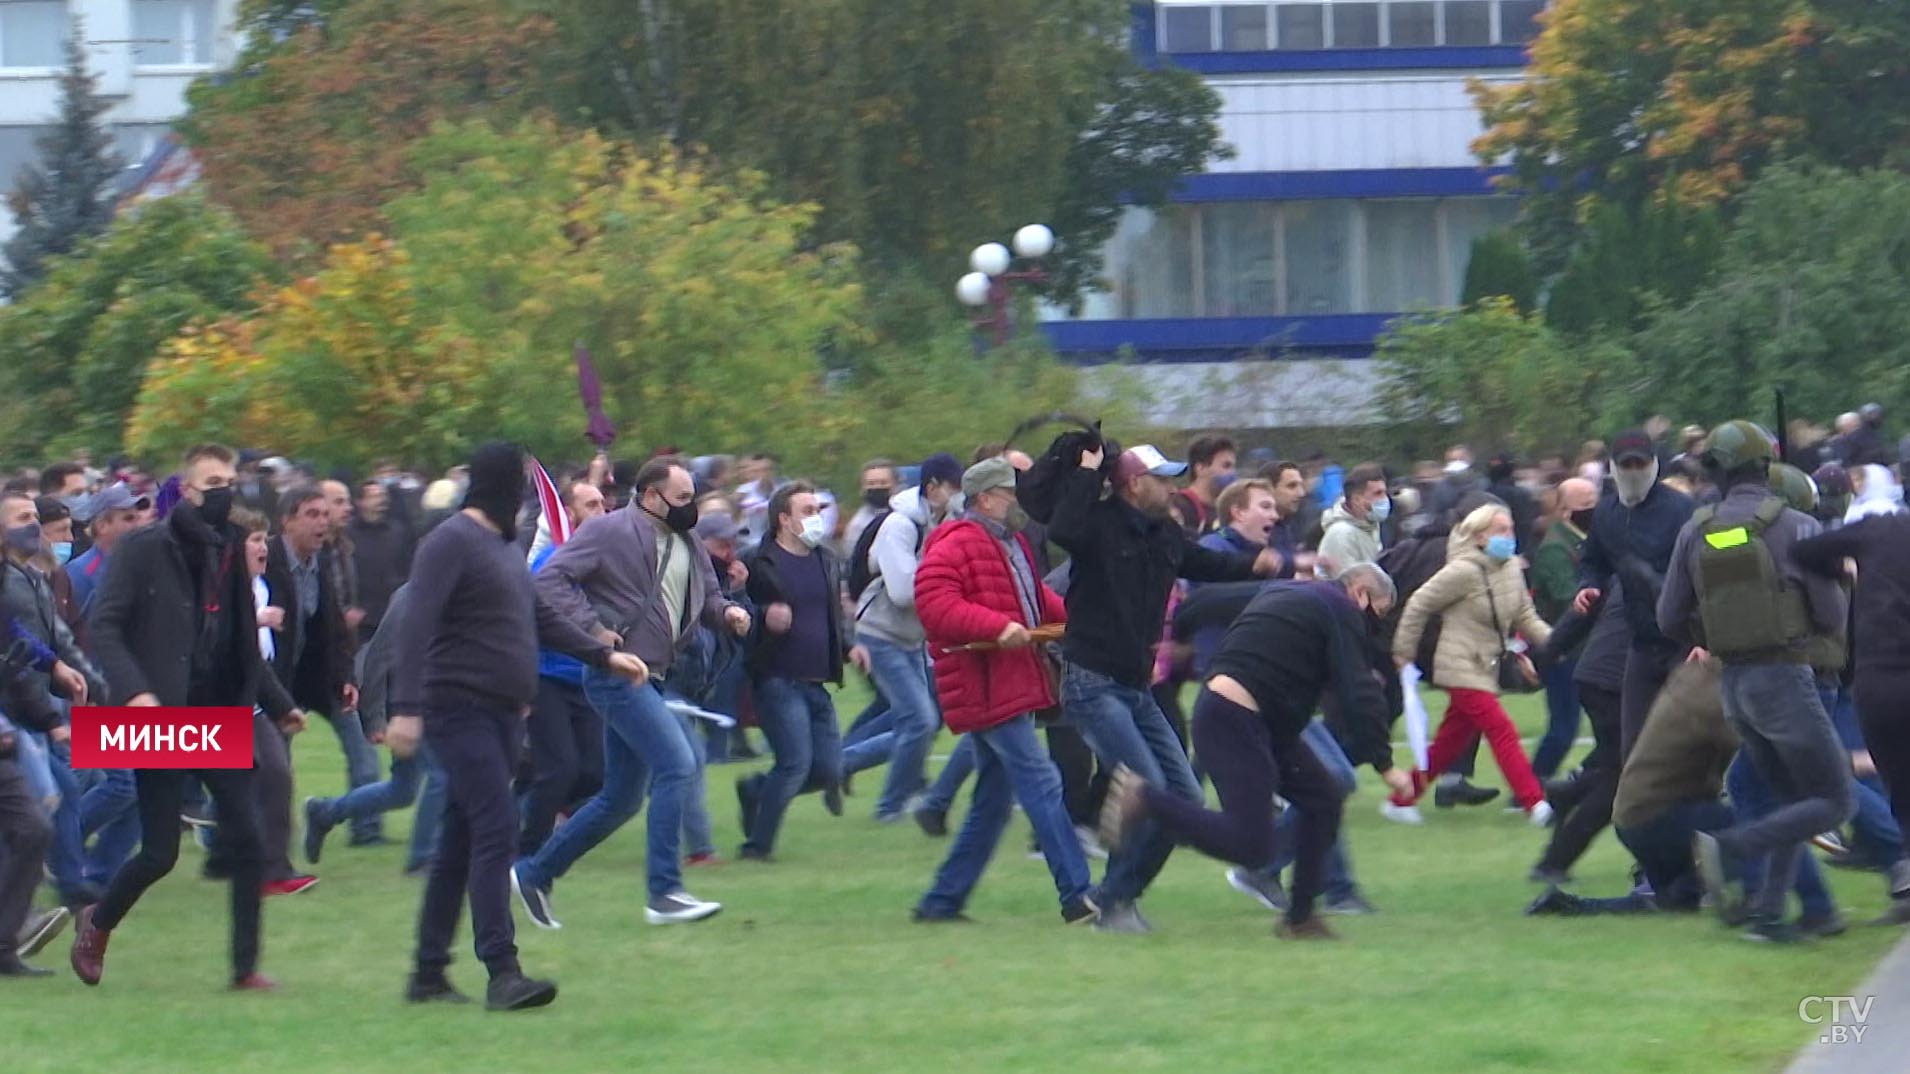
1393;503;1555;825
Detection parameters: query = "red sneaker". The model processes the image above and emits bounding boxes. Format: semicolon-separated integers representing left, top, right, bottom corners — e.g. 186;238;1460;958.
69;904;109;987
231;972;279;992
263;875;321;897
685;852;722;867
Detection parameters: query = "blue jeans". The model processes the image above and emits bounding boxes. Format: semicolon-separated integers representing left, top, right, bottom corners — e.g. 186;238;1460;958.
36;735;87;898
1616;797;1736;909
81;767;140;887
1725;752;1835;918
314;746;447;871
917;715;1091;916
520;671;694;899
746;677;842;855
843;690;891;749
673;707;715;858
1534;657;1581;780
1263;719;1359;901
840;636;940;818
921;735;976;813
327;709;385;841
1061;662;1201;905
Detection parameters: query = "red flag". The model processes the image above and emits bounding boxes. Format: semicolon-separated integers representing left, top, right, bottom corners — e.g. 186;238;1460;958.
526;455;572;547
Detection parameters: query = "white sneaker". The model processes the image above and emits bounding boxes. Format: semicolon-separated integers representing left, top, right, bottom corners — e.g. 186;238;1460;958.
646;890;723;925
1074;825;1110;862
1379;802;1424;825
1528;800;1555;827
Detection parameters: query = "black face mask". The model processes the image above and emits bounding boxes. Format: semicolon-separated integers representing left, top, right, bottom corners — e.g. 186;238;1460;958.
199;487;235;528
1569;508;1595;532
862;487;892;511
646;497;699;534
462;442;526;541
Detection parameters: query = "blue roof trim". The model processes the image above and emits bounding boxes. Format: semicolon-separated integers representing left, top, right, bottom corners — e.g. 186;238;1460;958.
1164;45;1528;73
1173;167;1510;202
1042;314;1399;363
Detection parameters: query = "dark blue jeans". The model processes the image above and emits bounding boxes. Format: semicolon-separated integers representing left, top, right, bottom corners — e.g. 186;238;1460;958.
1534;657;1581;780
839;636;940;818
745;677;842;855
1061;662;1201;905
37;736;86;900
80;767;140;888
519;671;695;899
920;736;976;813
313;747;447;873
917;715;1091;916
1615;798;1735;910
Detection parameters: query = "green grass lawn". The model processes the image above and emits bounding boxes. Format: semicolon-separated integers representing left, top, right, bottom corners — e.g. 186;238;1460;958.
9;685;1899;1074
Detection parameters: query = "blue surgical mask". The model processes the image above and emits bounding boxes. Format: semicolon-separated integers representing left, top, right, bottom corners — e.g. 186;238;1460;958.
51;541;72;566
1485;534;1517;562
1370;496;1392;523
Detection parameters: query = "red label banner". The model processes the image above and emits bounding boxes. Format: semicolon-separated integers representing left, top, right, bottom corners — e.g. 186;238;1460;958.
70;707;255;769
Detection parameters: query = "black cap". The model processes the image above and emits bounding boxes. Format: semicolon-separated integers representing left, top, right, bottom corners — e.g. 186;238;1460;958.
1611;429;1655;464
918;452;964;491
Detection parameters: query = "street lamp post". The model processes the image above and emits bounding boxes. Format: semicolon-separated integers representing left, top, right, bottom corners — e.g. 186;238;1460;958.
956;224;1055;348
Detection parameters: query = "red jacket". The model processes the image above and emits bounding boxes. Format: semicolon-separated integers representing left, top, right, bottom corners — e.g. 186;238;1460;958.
914;518;1066;735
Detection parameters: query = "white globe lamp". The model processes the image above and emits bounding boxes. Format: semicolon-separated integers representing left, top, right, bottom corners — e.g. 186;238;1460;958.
970;242;1012;277
1012;224;1055;259
955;271;993;307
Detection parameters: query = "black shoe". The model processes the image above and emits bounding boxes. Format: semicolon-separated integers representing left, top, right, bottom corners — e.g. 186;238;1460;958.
1692;832;1744;925
735;776;761;839
911;908;976;924
348;833;392;848
403;858;434;878
0;955;52;977
1543;769;1589;811
1433;779;1500;808
1525;885;1587;917
485;971;558;1011
823;779;844;818
202;859;234;881
738;845;772;863
56;882;103;909
1868;899;1910;927
913;807;948;838
17;906;69;957
1742;915;1804;944
1224;867;1289;913
1061;895;1100;925
1797;910;1848;939
1528;865;1573;886
405;974;471;1004
302;797;333;865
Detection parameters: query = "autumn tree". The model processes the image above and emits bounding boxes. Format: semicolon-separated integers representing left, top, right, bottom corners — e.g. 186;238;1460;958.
179;0;558;260
3;27;121;298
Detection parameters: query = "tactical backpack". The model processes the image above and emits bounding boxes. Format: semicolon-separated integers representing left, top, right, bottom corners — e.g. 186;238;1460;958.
1689;495;1813;661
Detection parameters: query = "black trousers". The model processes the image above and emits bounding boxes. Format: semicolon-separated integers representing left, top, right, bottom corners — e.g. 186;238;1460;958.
95;766;263;979
208;712;297;881
0;758;52;960
1536;683;1622;873
1621;641;1685;760
519;678;604;857
1853;670;1910;853
1044;723;1103;829
415;704;521;981
1145;689;1342;923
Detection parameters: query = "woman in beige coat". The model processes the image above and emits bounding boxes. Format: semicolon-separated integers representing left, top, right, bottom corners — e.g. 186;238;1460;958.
1393;504;1554;823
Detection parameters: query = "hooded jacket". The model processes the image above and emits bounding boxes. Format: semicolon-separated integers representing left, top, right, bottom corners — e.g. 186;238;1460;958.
1845;464;1904;523
853;485;933;648
1317;501;1381;571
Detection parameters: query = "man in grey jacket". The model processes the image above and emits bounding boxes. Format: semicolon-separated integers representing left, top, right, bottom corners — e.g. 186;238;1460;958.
839;454;962;821
512;457;750;930
1658;421;1853;943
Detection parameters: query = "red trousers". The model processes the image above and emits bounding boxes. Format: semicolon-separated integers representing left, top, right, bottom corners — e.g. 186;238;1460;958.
1424;688;1544;810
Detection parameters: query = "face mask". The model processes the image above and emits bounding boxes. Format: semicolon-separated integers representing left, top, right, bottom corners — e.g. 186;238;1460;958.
1003;504;1031;534
1484;534;1517;562
646;497;699;534
5;523;41;557
59;493;88;517
1370;496;1392;523
862;487;892;511
199;486;236;528
51;541;72;566
1569;508;1596;532
1614;459;1658;508
797;514;828;548
1212;472;1238;493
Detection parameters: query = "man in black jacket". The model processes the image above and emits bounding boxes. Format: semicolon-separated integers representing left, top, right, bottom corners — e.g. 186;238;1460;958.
71;443;303;991
0;619;81;977
349;477;413;643
268;486;377;844
1104;568;1414;937
1048;443;1276;933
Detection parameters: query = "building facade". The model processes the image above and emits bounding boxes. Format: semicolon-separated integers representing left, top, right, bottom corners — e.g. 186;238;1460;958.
0;0;239;243
1046;0;1540;428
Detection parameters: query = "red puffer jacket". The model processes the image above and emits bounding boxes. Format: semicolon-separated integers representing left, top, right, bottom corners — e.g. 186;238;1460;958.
914;519;1067;734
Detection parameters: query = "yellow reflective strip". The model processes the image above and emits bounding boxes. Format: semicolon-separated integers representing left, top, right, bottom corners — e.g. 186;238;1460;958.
1705;527;1751;550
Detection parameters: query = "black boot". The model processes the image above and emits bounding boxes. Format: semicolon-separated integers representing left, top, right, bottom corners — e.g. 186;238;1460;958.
486;971;558;1011
405;973;471;1004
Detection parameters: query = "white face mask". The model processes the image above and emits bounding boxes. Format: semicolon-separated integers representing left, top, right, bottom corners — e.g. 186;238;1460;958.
797;514;828;548
1614;458;1659;508
1370;496;1392;523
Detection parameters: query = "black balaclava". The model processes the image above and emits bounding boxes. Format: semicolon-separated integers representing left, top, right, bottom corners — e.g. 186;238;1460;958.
463;441;526;541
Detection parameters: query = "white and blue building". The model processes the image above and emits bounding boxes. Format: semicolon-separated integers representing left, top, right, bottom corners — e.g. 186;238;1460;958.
1048;0;1541;428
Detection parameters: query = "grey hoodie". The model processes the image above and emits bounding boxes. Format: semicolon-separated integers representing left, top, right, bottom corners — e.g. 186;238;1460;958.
1317;501;1381;573
854;486;934;648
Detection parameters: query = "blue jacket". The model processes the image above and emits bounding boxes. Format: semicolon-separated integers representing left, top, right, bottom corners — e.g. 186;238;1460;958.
1577;482;1696;648
531;545;588;686
1189;527;1263;674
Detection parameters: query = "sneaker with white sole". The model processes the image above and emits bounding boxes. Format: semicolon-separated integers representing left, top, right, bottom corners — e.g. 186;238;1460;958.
1075;825;1110;862
1225;867;1289;913
1379;802;1424;825
1528;800;1555;827
510;862;561;930
645;891;723;925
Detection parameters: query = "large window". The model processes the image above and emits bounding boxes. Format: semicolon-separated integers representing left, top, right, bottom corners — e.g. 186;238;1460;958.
1067;195;1519;320
0;1;68;68
1161;0;1548;52
134;0;218;66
